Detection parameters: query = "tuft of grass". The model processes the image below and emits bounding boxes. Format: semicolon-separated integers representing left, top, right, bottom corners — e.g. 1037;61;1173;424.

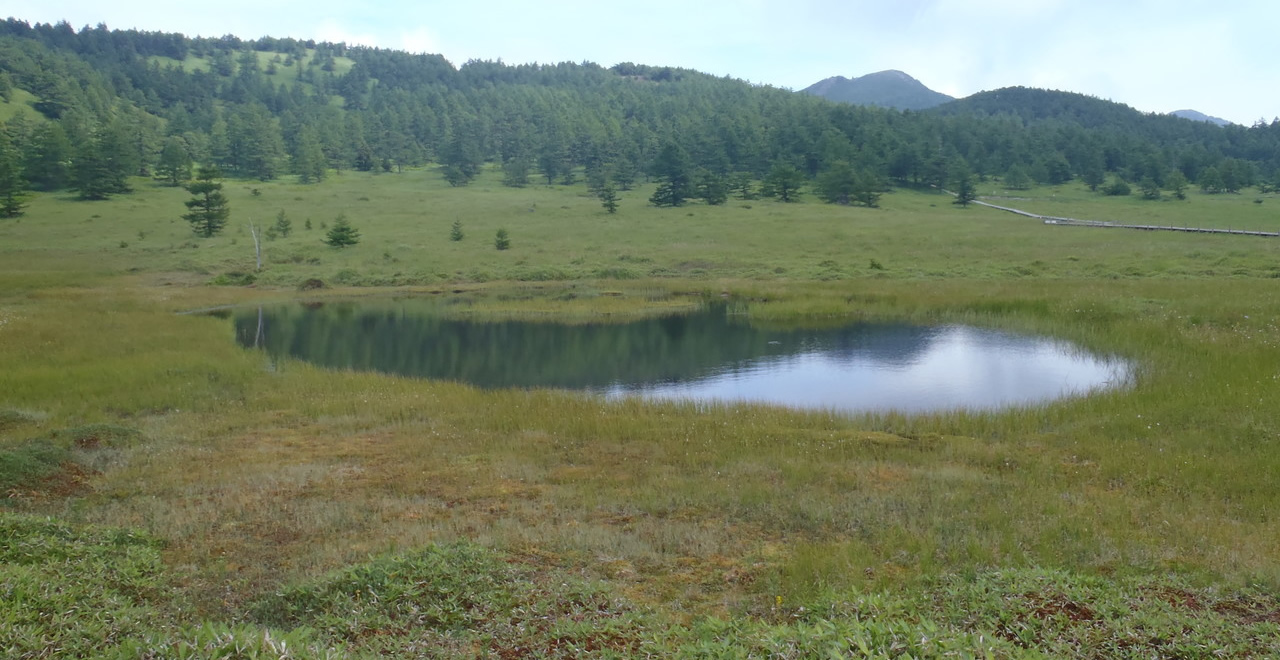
52;424;141;449
252;543;517;636
0;514;169;658
0;409;41;431
0;439;71;494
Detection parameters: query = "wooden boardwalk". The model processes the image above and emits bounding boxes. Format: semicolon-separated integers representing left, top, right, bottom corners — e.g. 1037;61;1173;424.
967;198;1280;238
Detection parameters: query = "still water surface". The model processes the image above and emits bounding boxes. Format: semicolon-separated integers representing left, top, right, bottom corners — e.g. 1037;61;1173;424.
231;301;1130;414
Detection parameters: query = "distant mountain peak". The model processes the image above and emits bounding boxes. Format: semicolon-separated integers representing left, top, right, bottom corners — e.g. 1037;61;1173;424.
1170;109;1232;127
801;70;953;111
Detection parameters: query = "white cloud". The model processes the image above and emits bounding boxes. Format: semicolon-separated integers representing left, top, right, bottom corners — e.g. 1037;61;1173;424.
313;19;382;49
397;27;441;56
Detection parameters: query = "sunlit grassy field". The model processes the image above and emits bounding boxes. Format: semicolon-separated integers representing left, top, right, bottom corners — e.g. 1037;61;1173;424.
3;169;1279;657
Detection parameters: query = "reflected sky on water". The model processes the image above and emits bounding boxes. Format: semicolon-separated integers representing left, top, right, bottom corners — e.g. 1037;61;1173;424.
231;300;1130;414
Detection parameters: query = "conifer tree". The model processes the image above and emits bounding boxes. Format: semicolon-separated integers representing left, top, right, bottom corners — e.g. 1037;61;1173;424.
183;166;230;237
648;143;692;207
762;163;805;203
599;184;619;214
324;213;360;248
951;165;977;207
273;209;292;237
0;129;25;217
156;136;193;186
24;123;72;191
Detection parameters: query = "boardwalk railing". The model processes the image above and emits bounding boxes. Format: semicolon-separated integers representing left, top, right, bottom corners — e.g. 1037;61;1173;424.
963;196;1279;238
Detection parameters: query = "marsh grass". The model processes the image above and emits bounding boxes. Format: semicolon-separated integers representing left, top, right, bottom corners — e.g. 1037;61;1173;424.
4;171;1280;655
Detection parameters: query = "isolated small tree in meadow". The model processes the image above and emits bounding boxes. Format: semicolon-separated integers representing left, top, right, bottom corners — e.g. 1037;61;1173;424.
183;166;230;237
324;213;360;248
450;218;464;241
494;227;510;250
273;209;292;237
1139;178;1162;200
599;184;619;214
951;167;977;207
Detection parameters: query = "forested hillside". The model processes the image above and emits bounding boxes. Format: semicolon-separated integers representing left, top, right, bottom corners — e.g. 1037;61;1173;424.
1;18;1278;212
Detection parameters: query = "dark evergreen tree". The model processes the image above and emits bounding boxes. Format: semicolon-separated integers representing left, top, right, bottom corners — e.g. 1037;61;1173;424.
951;165;977;207
0;128;25;217
1081;160;1106;192
611;157;638;191
1219;158;1249;193
450;218;464;241
599;183;619;214
324;213;360;247
1036;153;1072;185
1139;177;1161;200
293;125;326;183
762;163;805;202
155;135;192;186
72;126;132;200
183;166;230;237
440;123;483;186
501;157;530;188
696;170;728;205
1003;164;1032;190
273;209;292;237
729;172;757;200
1166;170;1188;200
227;103;284;180
1103;177;1131;196
23;122;72;191
1199;166;1223;194
494;227;510;250
817;161;858;205
648;143;692;207
852;170;884;208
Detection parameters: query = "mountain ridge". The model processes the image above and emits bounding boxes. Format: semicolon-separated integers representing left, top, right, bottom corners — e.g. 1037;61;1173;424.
801;70;954;111
1170;109;1233;126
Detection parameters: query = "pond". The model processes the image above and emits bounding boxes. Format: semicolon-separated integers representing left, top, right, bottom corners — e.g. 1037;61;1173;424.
228;300;1131;414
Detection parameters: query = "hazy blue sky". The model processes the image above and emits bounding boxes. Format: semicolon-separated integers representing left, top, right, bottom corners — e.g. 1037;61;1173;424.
8;0;1276;124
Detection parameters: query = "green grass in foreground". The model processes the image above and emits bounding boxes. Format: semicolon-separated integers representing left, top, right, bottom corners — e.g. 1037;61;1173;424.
4;513;1277;657
2;170;1280;656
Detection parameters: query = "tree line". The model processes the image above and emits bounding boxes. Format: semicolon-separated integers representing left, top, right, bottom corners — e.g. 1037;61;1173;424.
1;18;1278;219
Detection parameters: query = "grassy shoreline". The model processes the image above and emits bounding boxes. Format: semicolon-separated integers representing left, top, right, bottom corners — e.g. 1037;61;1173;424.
3;171;1279;656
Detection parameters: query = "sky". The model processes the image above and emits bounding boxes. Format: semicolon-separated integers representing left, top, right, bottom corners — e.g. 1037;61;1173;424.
7;0;1276;125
